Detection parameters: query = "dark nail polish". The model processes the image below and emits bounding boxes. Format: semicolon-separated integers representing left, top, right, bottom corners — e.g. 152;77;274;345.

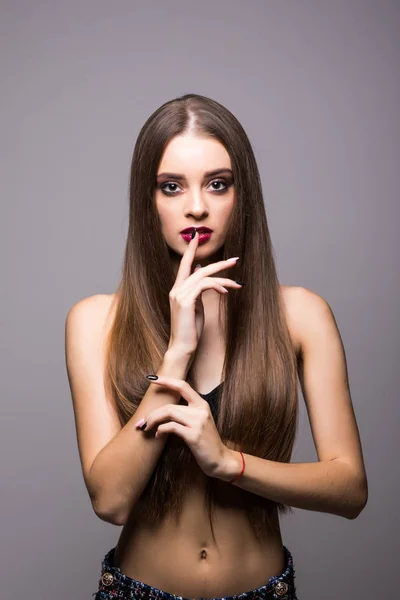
235;280;246;286
191;228;197;239
139;421;147;430
146;375;158;380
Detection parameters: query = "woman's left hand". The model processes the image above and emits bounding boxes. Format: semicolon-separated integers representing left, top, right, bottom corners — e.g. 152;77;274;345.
137;376;228;478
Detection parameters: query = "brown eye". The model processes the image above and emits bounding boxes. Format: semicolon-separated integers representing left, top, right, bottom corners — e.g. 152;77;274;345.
160;182;181;195
209;179;230;193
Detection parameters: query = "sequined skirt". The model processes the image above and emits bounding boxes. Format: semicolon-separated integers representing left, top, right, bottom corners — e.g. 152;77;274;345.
92;545;298;600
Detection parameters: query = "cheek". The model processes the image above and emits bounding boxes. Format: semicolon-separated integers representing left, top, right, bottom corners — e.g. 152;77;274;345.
155;202;178;232
155;195;168;218
219;201;235;222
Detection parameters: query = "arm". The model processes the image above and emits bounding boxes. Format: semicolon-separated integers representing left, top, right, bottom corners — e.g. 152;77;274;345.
65;295;192;526
220;452;366;520
88;347;192;525
217;287;368;520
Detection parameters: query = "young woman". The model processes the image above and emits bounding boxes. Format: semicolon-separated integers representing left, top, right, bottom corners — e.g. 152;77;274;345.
65;94;368;600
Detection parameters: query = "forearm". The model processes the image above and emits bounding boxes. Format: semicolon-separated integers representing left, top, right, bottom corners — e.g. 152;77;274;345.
89;347;192;525
218;451;368;520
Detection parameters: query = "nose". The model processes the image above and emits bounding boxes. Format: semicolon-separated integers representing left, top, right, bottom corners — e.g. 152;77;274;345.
184;188;209;218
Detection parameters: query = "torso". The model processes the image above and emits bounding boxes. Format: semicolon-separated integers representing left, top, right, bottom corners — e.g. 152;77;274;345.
103;286;302;598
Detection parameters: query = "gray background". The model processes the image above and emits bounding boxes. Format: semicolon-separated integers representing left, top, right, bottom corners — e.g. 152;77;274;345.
1;1;398;598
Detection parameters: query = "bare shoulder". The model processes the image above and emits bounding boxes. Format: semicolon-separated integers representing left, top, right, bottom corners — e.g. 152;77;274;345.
279;285;305;357
281;286;368;509
280;285;332;358
66;293;118;334
65;293;120;491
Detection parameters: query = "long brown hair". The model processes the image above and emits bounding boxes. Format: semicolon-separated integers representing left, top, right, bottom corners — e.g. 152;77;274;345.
106;94;299;542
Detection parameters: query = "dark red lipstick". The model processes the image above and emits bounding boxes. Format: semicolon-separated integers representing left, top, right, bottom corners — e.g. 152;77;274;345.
180;226;213;244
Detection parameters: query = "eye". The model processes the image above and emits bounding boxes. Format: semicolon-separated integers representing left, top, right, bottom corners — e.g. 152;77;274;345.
208;179;229;193
158;179;232;196
159;182;182;195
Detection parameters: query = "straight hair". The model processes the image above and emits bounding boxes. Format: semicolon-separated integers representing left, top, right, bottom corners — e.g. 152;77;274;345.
106;94;299;542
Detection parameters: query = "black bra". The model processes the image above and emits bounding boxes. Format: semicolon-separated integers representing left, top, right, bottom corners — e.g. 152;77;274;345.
197;381;224;398
197;381;224;421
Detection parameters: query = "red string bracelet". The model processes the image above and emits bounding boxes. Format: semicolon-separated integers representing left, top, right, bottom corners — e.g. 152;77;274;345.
229;451;245;484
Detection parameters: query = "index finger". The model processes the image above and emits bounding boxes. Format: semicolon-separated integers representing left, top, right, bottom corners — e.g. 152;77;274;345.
174;228;200;285
146;375;203;405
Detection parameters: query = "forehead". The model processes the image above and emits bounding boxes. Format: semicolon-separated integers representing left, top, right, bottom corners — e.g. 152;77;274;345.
158;133;231;172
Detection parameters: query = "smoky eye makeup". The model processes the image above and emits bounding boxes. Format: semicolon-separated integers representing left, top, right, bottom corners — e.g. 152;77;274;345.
209;179;233;193
157;178;233;196
157;182;180;195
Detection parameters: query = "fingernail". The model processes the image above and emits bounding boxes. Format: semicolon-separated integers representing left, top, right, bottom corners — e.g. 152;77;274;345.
227;256;240;262
146;375;158;380
191;228;197;240
135;418;145;428
139;421;148;431
235;280;246;286
195;264;201;269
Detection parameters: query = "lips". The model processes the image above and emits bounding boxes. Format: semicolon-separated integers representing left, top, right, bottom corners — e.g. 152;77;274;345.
180;227;213;233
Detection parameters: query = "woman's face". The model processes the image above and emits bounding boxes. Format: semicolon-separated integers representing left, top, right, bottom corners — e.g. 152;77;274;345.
155;132;235;271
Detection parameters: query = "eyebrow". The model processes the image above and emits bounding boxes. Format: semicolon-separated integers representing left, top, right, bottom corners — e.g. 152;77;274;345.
156;168;233;180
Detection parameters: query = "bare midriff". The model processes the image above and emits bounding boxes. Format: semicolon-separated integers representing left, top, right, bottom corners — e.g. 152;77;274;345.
113;467;285;598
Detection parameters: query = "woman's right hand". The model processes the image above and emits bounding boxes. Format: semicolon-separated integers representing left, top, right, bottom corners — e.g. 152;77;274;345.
167;229;242;356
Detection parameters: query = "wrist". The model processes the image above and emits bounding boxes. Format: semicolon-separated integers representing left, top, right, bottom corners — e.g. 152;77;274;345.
215;448;245;483
163;347;193;378
166;344;195;361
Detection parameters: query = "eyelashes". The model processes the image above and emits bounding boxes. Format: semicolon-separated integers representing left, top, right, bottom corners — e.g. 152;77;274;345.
157;179;233;196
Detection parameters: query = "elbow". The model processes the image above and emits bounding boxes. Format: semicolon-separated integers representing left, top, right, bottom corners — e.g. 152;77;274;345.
344;481;369;520
91;493;127;526
93;499;127;526
95;508;126;526
87;472;127;526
